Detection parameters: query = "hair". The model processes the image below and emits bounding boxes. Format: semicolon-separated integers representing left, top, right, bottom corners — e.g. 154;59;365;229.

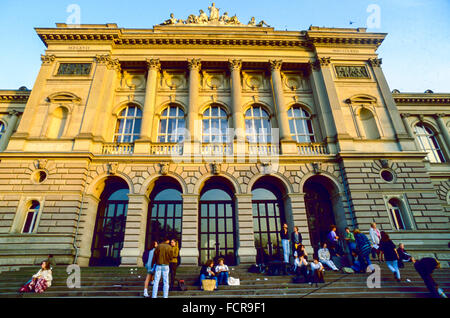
345;227;350;231
330;225;336;231
380;231;390;242
322;242;327;248
294;226;299;231
42;260;51;270
206;259;214;267
354;229;361;234
151;240;158;249
370;222;377;228
313;257;319;261
218;258;225;263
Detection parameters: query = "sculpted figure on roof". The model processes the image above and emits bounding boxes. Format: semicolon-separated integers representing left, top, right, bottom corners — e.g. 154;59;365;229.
208;2;220;22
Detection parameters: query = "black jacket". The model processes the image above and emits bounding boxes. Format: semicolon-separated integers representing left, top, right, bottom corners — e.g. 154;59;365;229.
291;231;303;244
280;229;289;240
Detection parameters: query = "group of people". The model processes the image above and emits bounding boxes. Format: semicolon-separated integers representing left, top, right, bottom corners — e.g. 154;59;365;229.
142;237;179;298
199;258;231;290
279;222;447;298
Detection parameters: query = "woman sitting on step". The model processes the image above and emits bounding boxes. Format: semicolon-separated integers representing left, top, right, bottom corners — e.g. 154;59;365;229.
19;260;53;294
199;260;218;290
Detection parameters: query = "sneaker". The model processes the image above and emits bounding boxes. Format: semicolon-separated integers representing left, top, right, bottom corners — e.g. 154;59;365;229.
143;289;149;298
406;279;412;283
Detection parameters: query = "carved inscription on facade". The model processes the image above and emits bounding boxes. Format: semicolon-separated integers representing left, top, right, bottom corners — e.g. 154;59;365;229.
57;63;92;76
334;65;370;79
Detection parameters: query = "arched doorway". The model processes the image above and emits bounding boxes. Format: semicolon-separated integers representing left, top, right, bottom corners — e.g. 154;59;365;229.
251;176;287;263
90;177;129;266
198;177;237;265
145;177;183;249
303;175;346;252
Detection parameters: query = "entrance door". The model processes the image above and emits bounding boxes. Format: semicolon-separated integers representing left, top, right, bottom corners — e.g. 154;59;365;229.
304;182;336;251
90;188;128;266
199;189;236;265
252;188;284;263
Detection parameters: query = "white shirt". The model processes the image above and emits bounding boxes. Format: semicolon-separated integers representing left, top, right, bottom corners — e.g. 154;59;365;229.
215;264;229;273
310;262;323;271
318;248;330;261
370;227;380;248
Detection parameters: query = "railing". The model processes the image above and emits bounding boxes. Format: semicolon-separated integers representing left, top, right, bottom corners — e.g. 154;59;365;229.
150;143;183;155
297;143;329;155
201;143;233;156
102;143;134;155
248;143;280;156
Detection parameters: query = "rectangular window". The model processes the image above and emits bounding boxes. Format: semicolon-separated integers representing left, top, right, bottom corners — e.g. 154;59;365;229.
57;63;92;76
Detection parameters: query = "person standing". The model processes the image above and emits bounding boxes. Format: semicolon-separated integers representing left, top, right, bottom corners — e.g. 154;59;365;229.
143;241;158;297
151;237;174;298
344;228;356;263
369;222;383;262
169;238;179;291
379;231;401;282
413;257;447;298
354;229;375;273
327;225;340;256
291;226;303;255
397;243;412;268
280;223;291;271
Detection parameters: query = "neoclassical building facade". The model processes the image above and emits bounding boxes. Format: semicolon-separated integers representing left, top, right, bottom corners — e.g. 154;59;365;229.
0;6;449;268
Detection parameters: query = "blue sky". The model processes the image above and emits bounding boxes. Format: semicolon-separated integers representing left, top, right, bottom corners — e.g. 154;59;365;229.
0;0;449;93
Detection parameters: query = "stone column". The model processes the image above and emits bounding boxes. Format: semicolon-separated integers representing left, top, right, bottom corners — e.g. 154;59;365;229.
368;58;414;150
400;113;421;151
180;194;200;265
284;193;313;255
139;59;161;141
11;54;56;146
121;194;149;266
435;114;450;150
269;60;291;142
235;194;257;264
75;195;100;267
0;110;21;151
187;59;201;143
77;55;120;140
228;59;245;140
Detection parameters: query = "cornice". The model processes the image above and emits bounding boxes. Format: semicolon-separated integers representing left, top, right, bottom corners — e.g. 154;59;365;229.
393;93;450;104
0;90;31;103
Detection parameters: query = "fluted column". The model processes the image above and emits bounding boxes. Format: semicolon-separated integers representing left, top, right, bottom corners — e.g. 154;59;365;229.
187;59;201;143
228;59;245;140
435;113;450;150
139;59;161;141
78;55;120;139
12;54;56;143
269;60;291;141
0;110;21;151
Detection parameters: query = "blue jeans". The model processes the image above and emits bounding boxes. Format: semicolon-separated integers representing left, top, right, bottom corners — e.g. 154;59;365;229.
282;239;290;263
217;271;229;285
200;274;218;288
152;265;170;298
386;260;401;279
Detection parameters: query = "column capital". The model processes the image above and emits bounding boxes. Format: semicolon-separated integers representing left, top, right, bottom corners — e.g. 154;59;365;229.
400;113;411;119
269;59;283;71
95;54;121;71
145;58;161;71
40;54;56;65
434;113;446;119
187;58;201;71
368;58;383;67
8;110;21;117
228;59;242;71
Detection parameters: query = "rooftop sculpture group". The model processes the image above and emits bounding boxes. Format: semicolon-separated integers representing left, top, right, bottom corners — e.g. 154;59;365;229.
160;3;270;27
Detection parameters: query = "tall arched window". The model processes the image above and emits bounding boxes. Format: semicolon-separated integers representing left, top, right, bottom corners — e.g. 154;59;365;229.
22;201;41;233
245;105;272;143
157;105;185;143
388;198;412;230
48;107;68;139
359;108;380;139
114;105;142;143
414;123;446;163
288;106;315;143
0;121;6;142
202;105;229;143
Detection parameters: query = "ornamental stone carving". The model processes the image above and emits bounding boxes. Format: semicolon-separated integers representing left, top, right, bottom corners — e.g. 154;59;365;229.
41;54;56;65
107;162;119;175
368;58;382;67
95;54;121;71
228;59;242;71
160;163;169;175
188;58;202;70
145;58;161;71
269;60;283;71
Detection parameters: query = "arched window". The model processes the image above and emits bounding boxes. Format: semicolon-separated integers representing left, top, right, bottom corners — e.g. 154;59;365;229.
48;107;68;139
114;105;142;143
359;108;380;139
288;106;315;143
202;105;229;143
22;201;41;233
388;198;412;230
414;123;446;163
245;105;271;143
157;105;185;143
0;121;6;142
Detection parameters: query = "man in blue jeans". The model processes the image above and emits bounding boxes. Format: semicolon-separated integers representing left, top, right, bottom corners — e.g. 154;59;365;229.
151;237;174;298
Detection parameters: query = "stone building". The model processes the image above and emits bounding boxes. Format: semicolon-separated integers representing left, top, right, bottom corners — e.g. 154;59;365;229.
0;6;449;269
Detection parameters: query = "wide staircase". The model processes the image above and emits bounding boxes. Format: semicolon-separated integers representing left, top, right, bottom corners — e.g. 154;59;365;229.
0;263;449;298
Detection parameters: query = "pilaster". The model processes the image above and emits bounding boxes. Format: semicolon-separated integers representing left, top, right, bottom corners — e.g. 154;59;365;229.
180;194;200;265
235;194;257;264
